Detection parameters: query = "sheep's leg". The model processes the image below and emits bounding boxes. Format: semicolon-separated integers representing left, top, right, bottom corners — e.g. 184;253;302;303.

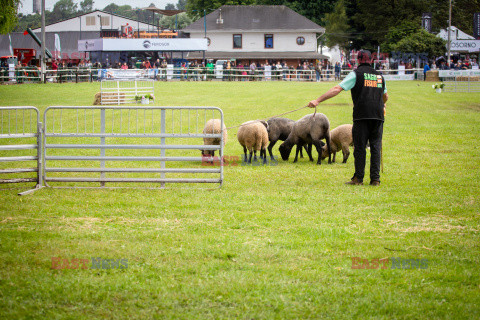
267;140;277;160
332;151;336;163
261;148;267;164
313;140;324;165
248;149;253;164
293;144;301;163
243;146;248;163
325;137;332;164
342;145;350;163
306;143;314;161
253;150;258;162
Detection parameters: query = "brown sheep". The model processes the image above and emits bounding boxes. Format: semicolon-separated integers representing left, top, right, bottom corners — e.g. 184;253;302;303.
237;120;269;164
202;119;228;157
321;124;353;163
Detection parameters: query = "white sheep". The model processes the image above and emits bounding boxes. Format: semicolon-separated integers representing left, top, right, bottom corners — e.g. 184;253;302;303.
202;119;227;157
237;120;269;164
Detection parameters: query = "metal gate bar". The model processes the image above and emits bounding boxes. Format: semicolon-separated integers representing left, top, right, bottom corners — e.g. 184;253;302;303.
43;106;224;188
0;106;43;195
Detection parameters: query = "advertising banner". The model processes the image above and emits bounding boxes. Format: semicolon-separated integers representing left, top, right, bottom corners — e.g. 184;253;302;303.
79;38;208;52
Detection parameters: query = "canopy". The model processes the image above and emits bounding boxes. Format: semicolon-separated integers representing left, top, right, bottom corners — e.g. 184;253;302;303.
141;5;185;16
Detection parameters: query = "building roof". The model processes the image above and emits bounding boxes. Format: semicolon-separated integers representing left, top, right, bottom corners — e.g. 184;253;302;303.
182;5;325;33
0;31;99;57
437;26;475;41
32;10;156;32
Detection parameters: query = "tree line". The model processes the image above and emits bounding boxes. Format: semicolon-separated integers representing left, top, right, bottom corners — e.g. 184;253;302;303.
13;0;190;32
5;0;479;56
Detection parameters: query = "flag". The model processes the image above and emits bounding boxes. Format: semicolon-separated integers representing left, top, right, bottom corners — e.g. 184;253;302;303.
54;33;61;57
8;34;13;56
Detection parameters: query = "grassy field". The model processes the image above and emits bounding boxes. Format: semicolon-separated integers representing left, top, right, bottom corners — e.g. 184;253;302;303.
0;80;479;319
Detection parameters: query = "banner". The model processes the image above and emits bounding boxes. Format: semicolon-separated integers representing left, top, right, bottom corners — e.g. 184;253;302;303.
438;69;480;77
449;40;480;53
79;38;208;52
54;33;61;56
8;34;13;56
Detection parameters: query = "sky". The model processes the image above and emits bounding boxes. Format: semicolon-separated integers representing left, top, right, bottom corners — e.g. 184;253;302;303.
18;0;174;15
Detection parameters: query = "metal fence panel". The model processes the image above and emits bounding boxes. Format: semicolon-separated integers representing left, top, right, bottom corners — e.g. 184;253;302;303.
444;76;480;93
43;106;224;188
0;106;43;195
100;80;155;105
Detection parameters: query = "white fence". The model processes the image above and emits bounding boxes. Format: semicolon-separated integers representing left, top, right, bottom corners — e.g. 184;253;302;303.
100;80;155;105
42;106;224;189
0;107;43;195
443;76;480;93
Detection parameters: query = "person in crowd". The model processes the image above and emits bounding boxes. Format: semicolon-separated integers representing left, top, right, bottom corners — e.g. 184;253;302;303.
423;62;430;81
334;62;342;81
121;62;128;70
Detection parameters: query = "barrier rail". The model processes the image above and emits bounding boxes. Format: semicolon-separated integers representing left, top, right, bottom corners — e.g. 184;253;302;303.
0;107;43;195
443;76;480;93
43;106;224;188
0;67;426;83
100;79;155;105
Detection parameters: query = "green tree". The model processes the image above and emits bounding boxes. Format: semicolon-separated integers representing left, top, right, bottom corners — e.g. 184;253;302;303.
323;0;350;50
381;20;419;53
186;0;256;19
390;28;447;58
176;0;187;10
0;0;20;34
79;0;94;14
159;12;192;29
50;0;78;22
165;3;176;10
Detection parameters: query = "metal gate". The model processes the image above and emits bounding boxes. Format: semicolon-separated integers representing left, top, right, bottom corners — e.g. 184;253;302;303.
100;79;155;104
43;106;224;188
0;107;43;195
443;76;480;93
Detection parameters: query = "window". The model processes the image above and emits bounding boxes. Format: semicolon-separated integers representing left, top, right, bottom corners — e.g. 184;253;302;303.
86;16;96;26
233;34;242;49
296;37;305;45
264;34;273;49
101;16;109;26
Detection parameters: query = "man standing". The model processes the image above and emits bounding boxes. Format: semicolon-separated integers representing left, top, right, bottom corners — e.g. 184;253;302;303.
307;50;388;186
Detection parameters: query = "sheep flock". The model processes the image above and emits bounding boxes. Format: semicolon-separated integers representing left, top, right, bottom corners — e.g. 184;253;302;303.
202;113;354;165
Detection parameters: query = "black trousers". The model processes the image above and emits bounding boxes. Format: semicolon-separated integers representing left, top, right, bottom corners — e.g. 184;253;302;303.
352;120;384;182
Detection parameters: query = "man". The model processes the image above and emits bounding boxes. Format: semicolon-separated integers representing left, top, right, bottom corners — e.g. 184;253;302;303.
307;50;388;186
423;62;430;81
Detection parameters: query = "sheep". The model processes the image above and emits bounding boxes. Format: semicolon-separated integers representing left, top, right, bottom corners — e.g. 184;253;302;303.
278;113;331;165
237;120;269;164
202;119;227;157
266;117;309;160
321;124;353;163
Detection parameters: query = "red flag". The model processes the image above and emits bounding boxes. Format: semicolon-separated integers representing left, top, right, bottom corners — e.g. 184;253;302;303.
23;30;28;35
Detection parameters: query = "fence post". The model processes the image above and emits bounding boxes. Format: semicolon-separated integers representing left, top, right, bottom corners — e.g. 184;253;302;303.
100;108;106;187
75;70;78;83
161;108;166;188
37;121;43;187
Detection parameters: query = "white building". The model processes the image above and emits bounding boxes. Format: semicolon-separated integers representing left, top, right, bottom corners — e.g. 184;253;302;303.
182;5;327;65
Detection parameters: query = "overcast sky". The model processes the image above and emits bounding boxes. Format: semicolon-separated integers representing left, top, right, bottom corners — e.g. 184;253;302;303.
19;0;175;15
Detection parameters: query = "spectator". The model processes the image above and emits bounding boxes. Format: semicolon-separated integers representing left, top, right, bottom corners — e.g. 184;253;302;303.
121;62;128;70
423;63;430;81
334;62;341;81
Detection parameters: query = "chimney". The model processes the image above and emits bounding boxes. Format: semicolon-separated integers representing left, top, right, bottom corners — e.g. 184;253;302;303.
216;9;223;25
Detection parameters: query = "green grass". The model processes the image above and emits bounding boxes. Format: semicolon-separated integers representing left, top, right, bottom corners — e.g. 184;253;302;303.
0;81;479;319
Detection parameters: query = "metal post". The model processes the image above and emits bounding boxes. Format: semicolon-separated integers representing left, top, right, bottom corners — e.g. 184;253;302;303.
447;0;452;66
37;121;43;187
161;109;166;188
41;0;46;83
100;108;106;187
